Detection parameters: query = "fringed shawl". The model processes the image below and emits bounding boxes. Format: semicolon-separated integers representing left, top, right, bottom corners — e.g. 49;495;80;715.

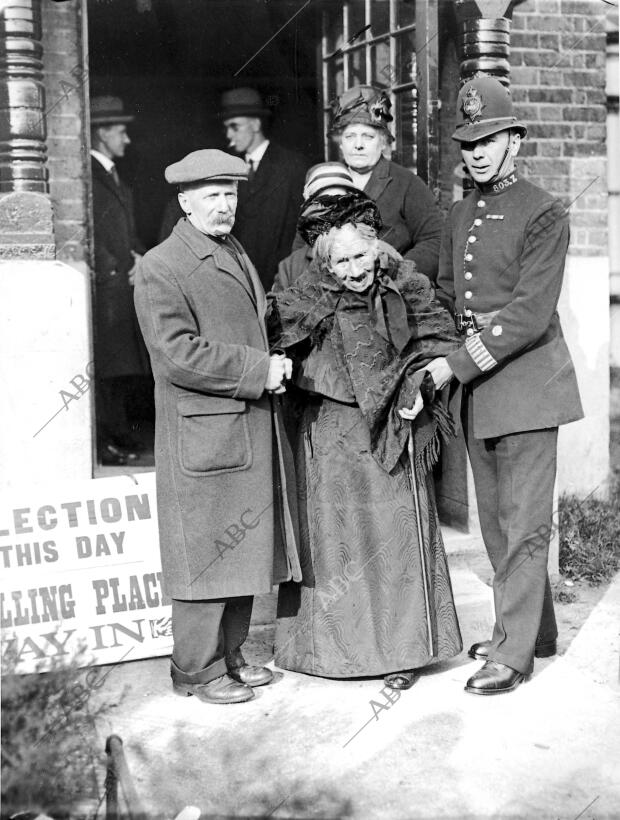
269;256;459;475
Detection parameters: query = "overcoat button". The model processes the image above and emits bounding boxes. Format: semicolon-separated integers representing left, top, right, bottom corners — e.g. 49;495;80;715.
465;253;473;261
465;291;472;299
477;200;485;208
466;328;474;336
474;218;482;226
465;272;472;280
468;236;476;243
464;308;472;317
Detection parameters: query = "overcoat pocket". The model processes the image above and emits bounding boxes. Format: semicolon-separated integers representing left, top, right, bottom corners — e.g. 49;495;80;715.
177;395;252;475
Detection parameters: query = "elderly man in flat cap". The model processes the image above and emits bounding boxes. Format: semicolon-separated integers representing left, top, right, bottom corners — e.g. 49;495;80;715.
90;96;150;465
158;88;306;293
134;149;301;705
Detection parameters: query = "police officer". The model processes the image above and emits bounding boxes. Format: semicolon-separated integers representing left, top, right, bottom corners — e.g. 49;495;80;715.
430;76;583;695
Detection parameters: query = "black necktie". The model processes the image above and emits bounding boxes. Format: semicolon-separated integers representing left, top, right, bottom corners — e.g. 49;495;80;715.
247;159;256;182
109;165;120;186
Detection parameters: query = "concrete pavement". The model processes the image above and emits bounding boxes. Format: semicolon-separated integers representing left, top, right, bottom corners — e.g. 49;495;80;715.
91;544;620;820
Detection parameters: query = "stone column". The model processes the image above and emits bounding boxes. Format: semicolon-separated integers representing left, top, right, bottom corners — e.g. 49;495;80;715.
0;0;54;256
0;0;93;492
452;0;518;86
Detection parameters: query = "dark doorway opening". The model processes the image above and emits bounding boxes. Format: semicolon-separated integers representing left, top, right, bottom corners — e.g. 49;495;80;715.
87;0;322;470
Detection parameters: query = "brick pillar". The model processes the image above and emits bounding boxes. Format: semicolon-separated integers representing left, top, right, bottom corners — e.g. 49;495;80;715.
510;0;610;503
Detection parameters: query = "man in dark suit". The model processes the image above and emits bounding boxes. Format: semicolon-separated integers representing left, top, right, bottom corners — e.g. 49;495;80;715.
90;96;150;465
431;77;584;695
157;89;306;293
220;87;306;292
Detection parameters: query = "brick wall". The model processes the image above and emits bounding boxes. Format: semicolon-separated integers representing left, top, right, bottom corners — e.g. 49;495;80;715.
510;0;608;257
41;0;91;267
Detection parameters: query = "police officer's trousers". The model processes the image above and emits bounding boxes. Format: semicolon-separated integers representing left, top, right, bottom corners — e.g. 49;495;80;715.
462;388;558;675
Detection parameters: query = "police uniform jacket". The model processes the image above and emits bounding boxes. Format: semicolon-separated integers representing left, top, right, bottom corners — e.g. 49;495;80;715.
134;218;301;600
436;174;583;439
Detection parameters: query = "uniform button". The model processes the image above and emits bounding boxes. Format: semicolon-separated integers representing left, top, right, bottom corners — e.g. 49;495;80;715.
464;308;472;317
474;218;482;226
468;235;477;243
466;327;474;336
464;272;472;280
465;253;473;261
477;200;485;208
464;290;472;299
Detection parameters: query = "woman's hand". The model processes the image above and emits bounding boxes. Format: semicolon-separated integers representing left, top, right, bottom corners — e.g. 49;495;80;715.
398;391;424;421
424;357;454;390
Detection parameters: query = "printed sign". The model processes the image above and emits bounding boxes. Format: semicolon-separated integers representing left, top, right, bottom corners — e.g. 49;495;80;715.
0;472;172;673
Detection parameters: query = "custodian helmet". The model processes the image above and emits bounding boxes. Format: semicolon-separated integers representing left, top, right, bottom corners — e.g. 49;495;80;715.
452;75;527;143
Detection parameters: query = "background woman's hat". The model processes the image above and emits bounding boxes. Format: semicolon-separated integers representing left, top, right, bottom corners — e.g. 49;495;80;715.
330;85;393;135
90;96;134;126
452;76;527;142
219;87;271;120
303;162;357;200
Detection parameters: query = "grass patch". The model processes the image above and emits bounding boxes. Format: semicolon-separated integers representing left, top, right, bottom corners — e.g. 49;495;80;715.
559;480;620;585
551;579;578;604
1;642;122;817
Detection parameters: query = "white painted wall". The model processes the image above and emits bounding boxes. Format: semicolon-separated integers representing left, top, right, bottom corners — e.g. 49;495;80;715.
557;254;611;499
0;260;93;492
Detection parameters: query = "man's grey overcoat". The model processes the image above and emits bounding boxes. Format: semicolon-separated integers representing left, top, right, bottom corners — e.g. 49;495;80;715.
134;217;301;600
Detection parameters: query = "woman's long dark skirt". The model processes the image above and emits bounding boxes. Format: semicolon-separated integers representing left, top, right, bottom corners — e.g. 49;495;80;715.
275;397;462;678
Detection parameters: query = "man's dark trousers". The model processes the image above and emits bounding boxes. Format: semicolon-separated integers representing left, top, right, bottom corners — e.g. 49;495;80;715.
462;388;558;675
171;596;254;683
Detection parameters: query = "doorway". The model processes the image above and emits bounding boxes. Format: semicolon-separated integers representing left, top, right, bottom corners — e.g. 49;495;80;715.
87;0;322;470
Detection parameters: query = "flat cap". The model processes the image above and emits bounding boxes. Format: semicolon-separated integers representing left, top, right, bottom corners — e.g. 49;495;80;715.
165;149;248;185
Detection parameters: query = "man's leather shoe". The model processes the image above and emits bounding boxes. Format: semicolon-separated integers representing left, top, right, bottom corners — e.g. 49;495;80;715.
465;660;526;695
172;673;254;704
228;664;273;687
468;638;557;661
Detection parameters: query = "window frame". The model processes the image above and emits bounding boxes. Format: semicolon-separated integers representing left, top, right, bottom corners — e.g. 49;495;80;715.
319;0;439;194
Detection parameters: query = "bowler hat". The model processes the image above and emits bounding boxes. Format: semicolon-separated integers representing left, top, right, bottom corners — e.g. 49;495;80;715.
330;85;393;138
165;149;248;186
220;87;271;120
90;95;134;126
452;76;527;142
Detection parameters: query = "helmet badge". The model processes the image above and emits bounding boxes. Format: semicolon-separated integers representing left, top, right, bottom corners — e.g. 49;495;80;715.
462;86;484;123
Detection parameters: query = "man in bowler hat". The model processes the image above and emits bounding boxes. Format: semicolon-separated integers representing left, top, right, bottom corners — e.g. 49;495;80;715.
219;87;306;291
430;76;583;695
134;149;301;705
90;95;150;465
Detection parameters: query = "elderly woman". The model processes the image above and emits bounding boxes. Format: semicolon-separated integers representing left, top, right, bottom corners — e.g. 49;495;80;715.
270;192;462;688
330;84;443;282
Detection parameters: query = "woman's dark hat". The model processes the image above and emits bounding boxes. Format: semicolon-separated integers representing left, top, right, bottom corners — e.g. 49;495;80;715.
452;76;527;142
298;189;382;247
219;87;271;120
330;85;393;135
